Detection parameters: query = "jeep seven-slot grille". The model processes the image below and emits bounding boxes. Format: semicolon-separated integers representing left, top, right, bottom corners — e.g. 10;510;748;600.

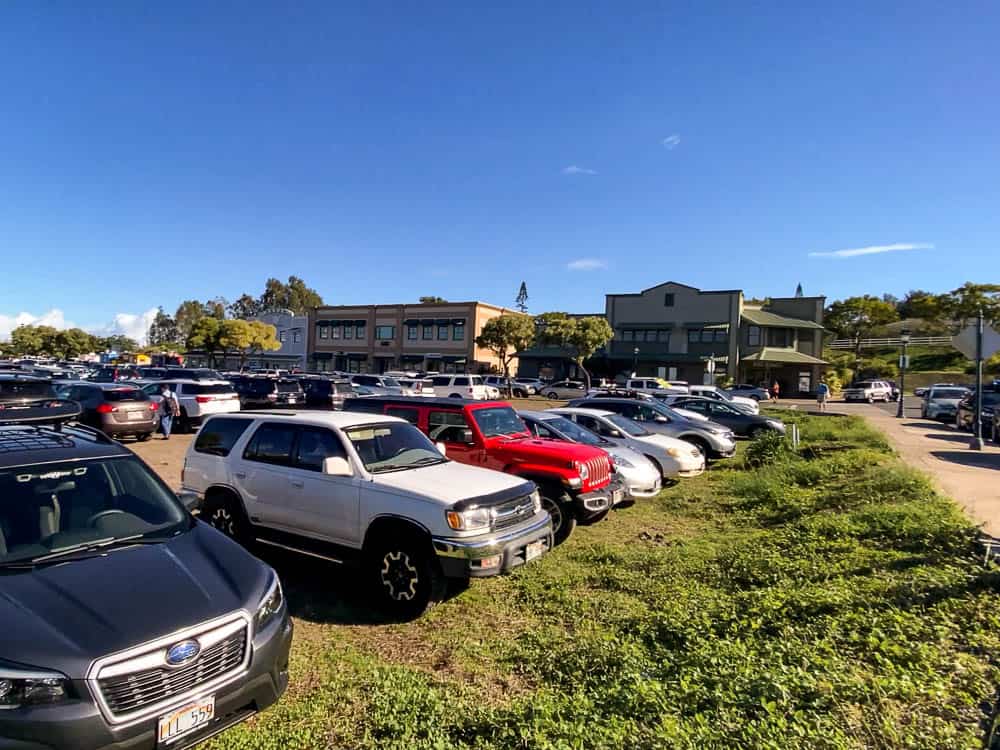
98;628;247;716
492;494;536;531
585;455;611;488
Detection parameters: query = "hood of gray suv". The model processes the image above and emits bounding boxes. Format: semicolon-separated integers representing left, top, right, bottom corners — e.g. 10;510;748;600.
0;523;269;679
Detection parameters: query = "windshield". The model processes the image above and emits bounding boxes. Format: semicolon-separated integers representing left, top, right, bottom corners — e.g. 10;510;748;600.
344;422;446;473
930;389;968;400
0;380;54;399
381;378;401;388
542;416;603;446
606;414;649;436
0;456;188;565
471;406;530;437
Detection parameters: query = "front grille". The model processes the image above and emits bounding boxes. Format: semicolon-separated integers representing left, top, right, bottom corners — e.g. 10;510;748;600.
492;494;536;531
585;455;611;488
97;624;248;718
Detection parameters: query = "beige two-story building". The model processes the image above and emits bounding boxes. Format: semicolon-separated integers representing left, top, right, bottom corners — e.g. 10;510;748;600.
307;301;514;374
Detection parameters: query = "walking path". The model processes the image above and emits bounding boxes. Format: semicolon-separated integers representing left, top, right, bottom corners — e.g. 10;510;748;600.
777;399;1000;536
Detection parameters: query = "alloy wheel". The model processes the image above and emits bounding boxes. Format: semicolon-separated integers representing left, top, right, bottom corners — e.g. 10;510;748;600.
381;551;419;602
210;507;236;537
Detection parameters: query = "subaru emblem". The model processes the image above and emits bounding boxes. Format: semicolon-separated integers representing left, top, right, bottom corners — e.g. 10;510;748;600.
165;639;201;667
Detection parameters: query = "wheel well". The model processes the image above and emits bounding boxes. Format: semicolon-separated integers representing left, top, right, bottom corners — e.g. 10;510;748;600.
204;486;246;517
363;516;434;555
680;434;709;452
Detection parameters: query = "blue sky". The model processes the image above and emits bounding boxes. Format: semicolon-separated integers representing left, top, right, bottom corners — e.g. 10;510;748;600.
1;1;997;339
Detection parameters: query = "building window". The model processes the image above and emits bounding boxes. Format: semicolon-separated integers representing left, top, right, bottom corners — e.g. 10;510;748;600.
375;326;395;341
748;326;761;347
292;331;301;344
331;325;341;340
437;324;448;340
657;330;670;343
766;328;792;347
318;326;329;340
664;293;675;307
687;329;699;344
622;329;634;342
278;331;286;343
453;322;465;340
407;325;418;340
715;330;729;343
343;325;353;340
355;322;365;339
700;330;714;343
422;323;433;340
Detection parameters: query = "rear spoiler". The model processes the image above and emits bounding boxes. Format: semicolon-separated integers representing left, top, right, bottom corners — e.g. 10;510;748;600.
0;399;82;427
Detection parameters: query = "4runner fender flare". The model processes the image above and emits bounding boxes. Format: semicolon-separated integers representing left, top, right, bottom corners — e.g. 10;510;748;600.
203;485;251;518
363;515;434;554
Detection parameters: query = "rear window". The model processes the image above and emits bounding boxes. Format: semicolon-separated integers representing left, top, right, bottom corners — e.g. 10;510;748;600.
186;383;234;395
0;380;55;399
276;379;302;393
468;376;483;385
195;417;253;456
249;379;273;393
431;376;451;386
104;389;148;402
453;377;469;386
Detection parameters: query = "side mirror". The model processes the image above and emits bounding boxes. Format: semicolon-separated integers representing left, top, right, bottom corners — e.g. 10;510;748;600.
436;441;447;456
177;490;200;513
322;456;353;477
461;428;475;444
654;415;668;423
608;429;623;438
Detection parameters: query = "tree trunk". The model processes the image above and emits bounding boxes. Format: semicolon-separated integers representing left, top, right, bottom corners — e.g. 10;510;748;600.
501;355;513;398
576;358;591;391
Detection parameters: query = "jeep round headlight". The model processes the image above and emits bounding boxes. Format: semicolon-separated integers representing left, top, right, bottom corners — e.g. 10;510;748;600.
574;461;590;481
0;668;71;709
255;573;285;632
446;507;492;531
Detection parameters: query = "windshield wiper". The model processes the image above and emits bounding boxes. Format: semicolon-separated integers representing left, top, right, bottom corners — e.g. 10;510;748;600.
28;534;158;565
410;456;446;466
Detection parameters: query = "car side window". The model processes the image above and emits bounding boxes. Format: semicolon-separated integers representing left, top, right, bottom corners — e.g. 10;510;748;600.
533;422;558;439
575;415;603;434
386;407;420;424
195;418;252;457
293;428;348;472
243;424;297;466
453;377;469;386
428;411;470;442
638;405;665;421
431;376;450;387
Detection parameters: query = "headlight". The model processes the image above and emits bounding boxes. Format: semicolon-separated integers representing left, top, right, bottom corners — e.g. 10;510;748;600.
665;447;682;458
0;669;71;709
574;461;590;480
765;420;783;429
613;455;634;468
530;489;541;514
255;574;285;632
446;507;492;531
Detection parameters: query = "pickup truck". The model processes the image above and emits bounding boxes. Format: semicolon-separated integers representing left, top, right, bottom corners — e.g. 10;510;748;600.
343;397;624;544
183;412;553;619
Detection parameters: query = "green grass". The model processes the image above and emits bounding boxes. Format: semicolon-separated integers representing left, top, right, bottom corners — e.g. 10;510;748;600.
208;414;1000;750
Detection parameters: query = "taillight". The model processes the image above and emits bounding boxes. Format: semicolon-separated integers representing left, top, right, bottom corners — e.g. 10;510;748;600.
96;403;114;414
195;396;212;403
267;393;278;400
149;402;159;411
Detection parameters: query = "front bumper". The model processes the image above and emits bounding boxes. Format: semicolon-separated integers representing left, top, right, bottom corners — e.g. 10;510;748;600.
707;438;737;459
572;476;626;523
0;613;293;750
620;469;661;498
433;512;553;579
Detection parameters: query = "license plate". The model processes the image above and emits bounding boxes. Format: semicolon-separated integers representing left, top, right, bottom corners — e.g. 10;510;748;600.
611;489;624;506
127;411;144;421
525;540;545;562
157;695;215;745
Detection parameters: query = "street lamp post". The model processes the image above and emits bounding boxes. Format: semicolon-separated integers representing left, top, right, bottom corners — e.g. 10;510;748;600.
895;329;911;419
632;347;639;377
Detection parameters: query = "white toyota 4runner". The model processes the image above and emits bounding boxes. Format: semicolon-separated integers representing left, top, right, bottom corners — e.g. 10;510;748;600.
182;411;553;618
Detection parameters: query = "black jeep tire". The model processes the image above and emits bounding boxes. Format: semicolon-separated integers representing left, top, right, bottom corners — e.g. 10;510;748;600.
203;492;250;544
136;432;152;442
368;535;445;620
539;488;576;545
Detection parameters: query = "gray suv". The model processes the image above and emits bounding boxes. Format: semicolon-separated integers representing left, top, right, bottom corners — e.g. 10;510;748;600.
568;397;737;459
0;401;292;749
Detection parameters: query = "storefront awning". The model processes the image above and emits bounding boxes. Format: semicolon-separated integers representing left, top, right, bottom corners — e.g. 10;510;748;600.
316;320;331;327
346;353;367;360
741;348;828;365
311;352;332;360
741;308;827;330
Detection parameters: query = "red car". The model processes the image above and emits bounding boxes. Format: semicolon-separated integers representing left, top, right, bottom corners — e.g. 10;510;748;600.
344;397;624;543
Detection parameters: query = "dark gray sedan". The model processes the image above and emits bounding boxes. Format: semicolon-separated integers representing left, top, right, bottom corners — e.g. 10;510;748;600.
668;397;785;438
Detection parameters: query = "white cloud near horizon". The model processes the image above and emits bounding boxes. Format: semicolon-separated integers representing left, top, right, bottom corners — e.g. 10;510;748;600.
0;307;159;345
662;134;681;149
808;242;934;259
562;165;597;175
567;258;608;271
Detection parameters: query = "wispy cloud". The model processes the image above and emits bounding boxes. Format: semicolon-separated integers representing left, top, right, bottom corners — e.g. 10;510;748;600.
662;134;681;149
808;242;934;259
562;165;597;176
567;258;607;271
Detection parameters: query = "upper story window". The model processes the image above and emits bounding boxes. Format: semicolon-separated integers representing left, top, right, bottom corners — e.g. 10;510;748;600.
688;328;728;344
375;325;395;341
621;329;634;342
747;326;761;347
407;324;418;340
292;330;301;344
278;331;287;343
318;326;329;340
355;322;366;339
766;328;793;347
331;324;341;339
422;323;434;340
437;323;448;340
343;324;353;340
453;322;465;340
664;293;675;307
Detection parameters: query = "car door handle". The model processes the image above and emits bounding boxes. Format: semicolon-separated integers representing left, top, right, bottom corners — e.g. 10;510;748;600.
289;478;305;488
233;471;246;479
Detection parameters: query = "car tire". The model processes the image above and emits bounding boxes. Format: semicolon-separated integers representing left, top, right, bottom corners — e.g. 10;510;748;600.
203;492;249;544
136;432;152;442
867;396;874;404
368;535;444;620
681;436;711;458
539;488;576;545
545;391;559;399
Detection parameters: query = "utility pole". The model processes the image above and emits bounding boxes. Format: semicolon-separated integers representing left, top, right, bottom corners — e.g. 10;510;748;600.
970;310;985;450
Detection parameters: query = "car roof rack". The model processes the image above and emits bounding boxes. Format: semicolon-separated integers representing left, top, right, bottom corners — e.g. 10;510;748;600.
0;398;83;429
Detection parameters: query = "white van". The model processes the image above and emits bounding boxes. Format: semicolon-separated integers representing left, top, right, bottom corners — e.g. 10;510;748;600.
429;374;490;400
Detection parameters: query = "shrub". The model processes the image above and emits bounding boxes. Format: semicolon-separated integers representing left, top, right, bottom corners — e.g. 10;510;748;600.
743;429;791;468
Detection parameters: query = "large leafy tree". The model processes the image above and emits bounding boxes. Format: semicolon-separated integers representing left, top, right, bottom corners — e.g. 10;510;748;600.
228;294;262;320
97;335;139;354
52;328;98;359
824;296;899;358
244;321;282;367
942;283;1000;327
185;317;223;366
259;276;324;315
475;314;536;393
175;300;206;340
534;313;614;390
9;325;59;355
147;307;180;348
203;298;227;320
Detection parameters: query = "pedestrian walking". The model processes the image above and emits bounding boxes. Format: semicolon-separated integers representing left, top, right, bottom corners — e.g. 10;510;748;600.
159;383;181;439
816;380;830;412
771;380;781;401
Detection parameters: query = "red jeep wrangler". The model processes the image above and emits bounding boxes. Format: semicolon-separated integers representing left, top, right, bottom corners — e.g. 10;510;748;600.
344;397;623;543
